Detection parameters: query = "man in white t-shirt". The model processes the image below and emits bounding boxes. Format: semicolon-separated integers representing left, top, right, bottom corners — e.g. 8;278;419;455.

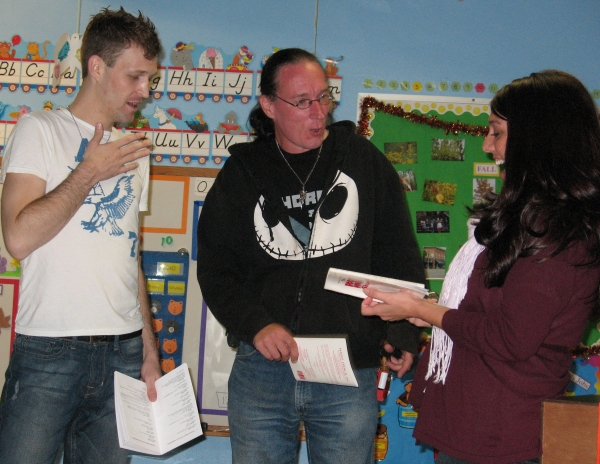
0;8;162;464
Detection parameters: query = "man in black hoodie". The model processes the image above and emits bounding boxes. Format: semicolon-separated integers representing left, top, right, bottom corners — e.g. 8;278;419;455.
197;48;425;464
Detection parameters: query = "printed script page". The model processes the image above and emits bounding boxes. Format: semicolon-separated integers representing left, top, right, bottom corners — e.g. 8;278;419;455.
114;363;203;455
114;371;160;454
289;337;358;387
154;363;204;452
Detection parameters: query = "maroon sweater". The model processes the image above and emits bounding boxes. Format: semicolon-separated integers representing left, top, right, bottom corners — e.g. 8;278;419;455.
410;243;600;464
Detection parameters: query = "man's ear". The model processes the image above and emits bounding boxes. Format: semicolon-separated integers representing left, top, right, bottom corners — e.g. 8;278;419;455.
87;55;104;81
259;94;275;119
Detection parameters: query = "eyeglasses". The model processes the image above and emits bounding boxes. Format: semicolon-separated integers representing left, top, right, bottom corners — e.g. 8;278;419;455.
274;93;334;110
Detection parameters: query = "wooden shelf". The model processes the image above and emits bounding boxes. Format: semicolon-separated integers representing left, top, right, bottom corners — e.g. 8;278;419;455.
150;165;220;178
204;425;231;437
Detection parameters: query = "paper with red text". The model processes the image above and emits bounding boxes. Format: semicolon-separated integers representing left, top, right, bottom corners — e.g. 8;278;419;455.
324;267;428;300
289;336;358;387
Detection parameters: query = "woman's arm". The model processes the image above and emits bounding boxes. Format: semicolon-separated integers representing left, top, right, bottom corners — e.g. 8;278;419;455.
361;288;449;328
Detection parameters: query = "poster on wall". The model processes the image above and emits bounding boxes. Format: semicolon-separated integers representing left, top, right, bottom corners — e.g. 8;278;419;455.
358;93;600;460
375;367;435;463
196;300;236;418
357;93;495;296
192;200;237;418
0;278;19;393
0;36;345;173
141;250;190;374
357;94;494;462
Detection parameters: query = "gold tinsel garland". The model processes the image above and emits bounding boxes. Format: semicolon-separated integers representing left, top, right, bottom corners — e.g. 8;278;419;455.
569;344;600;360
357;96;489;138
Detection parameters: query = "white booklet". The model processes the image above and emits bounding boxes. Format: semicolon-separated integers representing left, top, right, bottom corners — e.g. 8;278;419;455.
114;363;203;455
324;267;429;300
289;336;358;387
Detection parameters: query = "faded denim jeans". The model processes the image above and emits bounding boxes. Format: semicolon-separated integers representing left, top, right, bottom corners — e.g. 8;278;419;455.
0;333;143;464
228;341;379;464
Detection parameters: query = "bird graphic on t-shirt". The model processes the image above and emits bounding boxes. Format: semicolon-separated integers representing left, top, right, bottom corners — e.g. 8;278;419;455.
81;175;134;236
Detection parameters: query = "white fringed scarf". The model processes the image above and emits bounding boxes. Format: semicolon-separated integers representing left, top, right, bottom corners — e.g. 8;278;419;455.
426;222;485;384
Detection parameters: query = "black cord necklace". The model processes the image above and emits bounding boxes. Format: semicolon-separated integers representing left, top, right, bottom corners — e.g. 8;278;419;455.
66;106;111;162
275;140;322;209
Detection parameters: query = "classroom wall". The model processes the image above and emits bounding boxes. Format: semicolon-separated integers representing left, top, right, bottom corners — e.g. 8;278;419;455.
0;1;598;462
1;0;598;125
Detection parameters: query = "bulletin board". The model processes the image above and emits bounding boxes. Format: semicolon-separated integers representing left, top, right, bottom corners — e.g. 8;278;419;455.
357;95;600;460
354;94;497;462
357;93;499;297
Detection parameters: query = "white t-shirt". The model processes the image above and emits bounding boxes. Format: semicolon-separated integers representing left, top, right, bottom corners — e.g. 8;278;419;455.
1;109;149;336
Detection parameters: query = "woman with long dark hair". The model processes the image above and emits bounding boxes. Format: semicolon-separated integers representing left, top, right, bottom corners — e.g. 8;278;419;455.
362;70;600;464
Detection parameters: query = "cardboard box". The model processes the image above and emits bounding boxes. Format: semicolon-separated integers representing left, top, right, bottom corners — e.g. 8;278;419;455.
542;395;600;464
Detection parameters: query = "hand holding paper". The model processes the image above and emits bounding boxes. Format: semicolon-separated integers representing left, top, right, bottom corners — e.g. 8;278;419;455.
361;286;448;328
114;363;203;455
289;336;358;387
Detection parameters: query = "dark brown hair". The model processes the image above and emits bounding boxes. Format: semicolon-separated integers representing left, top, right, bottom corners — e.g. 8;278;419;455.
473;70;600;287
248;48;326;140
81;7;161;78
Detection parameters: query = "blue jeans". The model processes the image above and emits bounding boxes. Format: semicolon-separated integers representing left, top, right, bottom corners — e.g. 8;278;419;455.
228;342;379;464
0;333;143;464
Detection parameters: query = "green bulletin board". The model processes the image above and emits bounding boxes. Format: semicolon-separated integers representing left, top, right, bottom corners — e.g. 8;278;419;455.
358;94;502;295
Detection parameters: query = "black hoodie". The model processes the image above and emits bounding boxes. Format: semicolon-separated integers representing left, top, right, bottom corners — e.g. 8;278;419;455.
197;121;425;369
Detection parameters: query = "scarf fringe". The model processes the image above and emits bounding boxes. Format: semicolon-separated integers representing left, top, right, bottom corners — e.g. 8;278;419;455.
425;225;485;384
